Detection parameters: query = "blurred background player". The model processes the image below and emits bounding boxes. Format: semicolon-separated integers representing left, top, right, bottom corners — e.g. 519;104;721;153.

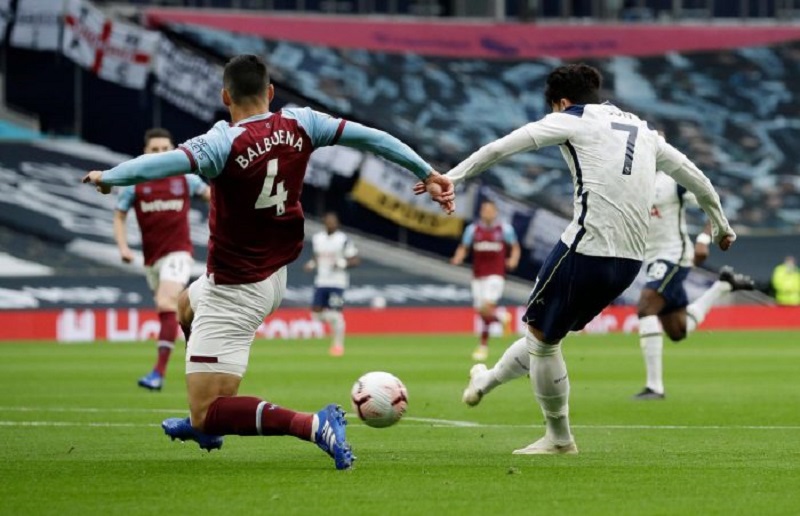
771;256;800;306
304;212;360;356
447;63;737;455
84;54;453;469
113;128;211;391
635;170;754;400
451;200;520;361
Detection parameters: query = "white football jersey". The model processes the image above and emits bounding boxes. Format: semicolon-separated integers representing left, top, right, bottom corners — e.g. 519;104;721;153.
646;171;698;267
311;230;358;289
447;102;733;261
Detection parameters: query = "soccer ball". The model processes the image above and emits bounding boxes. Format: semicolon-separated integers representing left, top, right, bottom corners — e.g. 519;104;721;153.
350;371;408;428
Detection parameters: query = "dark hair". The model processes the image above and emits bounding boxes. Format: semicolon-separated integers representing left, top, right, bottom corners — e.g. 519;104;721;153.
480;199;496;207
144;128;173;146
544;64;602;106
223;54;270;103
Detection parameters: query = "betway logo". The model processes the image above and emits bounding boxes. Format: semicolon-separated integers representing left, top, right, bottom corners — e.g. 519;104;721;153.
140;199;184;213
474;241;503;252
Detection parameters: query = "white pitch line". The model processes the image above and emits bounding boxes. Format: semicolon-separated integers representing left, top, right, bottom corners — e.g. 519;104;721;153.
1;411;800;431
0;421;159;428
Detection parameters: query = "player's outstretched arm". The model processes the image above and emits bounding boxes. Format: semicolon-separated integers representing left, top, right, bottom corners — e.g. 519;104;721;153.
82;151;193;192
443;114;573;185
445;126;539;185
336;122;454;213
656;138;735;250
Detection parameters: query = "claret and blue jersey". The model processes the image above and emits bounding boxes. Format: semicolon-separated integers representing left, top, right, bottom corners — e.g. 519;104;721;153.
100;107;434;286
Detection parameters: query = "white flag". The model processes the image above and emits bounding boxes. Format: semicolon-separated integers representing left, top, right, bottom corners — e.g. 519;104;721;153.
96;21;159;89
62;0;158;90
62;0;107;69
154;37;223;121
0;0;11;41
10;0;64;51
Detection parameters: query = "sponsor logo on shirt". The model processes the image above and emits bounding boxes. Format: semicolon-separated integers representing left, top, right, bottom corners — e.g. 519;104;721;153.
140;199;184;213
473;241;504;252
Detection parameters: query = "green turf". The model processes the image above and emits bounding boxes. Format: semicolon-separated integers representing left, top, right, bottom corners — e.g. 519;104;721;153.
1;331;799;515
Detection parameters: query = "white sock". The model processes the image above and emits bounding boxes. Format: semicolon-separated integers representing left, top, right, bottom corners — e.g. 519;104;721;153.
492;337;529;384
476;338;529;394
526;331;572;444
686;281;732;333
639;315;664;394
327;310;345;348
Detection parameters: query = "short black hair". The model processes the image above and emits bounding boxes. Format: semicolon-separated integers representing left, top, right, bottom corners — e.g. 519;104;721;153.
144;128;173;146
544;64;602;106
223;54;270;103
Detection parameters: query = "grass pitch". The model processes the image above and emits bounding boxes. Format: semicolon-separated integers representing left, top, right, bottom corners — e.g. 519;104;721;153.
1;331;799;515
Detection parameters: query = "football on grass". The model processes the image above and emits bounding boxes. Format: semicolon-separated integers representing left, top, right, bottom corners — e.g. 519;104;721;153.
350;371;408;428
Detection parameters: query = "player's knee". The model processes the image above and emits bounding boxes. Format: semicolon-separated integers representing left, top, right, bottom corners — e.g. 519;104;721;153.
666;327;687;342
637;290;661;318
155;292;179;313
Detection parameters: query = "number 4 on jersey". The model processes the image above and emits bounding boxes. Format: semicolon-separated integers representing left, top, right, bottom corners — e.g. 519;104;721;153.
254;158;287;215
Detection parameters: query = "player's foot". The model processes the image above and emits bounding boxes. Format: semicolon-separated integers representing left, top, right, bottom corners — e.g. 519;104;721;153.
719;266;755;291
632;387;665;400
314;404;354;470
462;364;488;407
329;344;345;357
161;417;223;452
512;436;578;455
471;345;489;362
137;371;163;391
501;311;513;336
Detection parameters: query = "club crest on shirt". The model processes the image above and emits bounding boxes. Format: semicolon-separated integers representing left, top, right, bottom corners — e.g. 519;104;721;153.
170;178;185;196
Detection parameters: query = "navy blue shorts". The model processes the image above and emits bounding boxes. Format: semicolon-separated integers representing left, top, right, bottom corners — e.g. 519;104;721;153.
312;287;345;310
524;241;642;342
643;260;691;314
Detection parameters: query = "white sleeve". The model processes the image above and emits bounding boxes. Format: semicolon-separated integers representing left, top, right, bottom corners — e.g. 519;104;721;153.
656;137;733;244
446;113;574;185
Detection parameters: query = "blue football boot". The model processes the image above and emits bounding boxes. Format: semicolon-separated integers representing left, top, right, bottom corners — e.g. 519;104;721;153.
137;371;163;391
314;404;354;470
162;417;223;452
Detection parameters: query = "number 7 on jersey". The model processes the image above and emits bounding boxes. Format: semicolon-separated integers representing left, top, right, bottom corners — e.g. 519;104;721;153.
611;122;638;176
254;158;287;215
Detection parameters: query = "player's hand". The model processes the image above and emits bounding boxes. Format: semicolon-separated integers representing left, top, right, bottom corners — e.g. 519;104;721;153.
693;243;709;266
82;170;112;194
450;256;463;266
506;258;519;271
303;260;316;273
119;247;134;264
414;172;456;215
719;234;735;251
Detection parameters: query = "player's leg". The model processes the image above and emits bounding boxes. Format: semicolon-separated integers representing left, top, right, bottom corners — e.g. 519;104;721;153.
325;289;346;356
514;242;578;454
685;266;754;332
635;287;667;400
515;245;641;455
462;336;528;406
164;268;353;469
471;279;490;361
177;288;194;341
138;253;193;391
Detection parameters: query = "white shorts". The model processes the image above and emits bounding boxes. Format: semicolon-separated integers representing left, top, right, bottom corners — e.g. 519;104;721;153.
185;267;287;377
471;275;505;309
145;251;193;292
